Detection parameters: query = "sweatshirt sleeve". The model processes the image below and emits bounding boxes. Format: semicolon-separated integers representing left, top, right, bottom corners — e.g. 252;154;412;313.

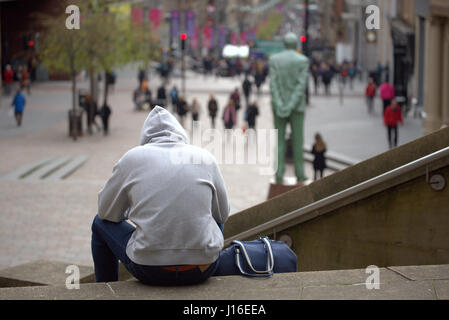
98;160;130;222
211;163;230;225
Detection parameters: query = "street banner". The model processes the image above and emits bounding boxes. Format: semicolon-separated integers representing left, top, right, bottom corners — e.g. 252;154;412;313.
190;26;199;50
230;32;238;45
240;31;246;45
203;25;213;49
170;10;180;38
218;27;227;48
210;27;216;49
149;8;162;40
131;7;143;24
246;29;256;43
185;10;195;38
110;3;131;18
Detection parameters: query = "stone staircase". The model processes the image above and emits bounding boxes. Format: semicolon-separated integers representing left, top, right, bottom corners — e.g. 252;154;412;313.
0;260;448;300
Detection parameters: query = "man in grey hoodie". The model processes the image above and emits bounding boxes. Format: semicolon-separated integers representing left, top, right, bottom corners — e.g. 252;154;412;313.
91;106;230;285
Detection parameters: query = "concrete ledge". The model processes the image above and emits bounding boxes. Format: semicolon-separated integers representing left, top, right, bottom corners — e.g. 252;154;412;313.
0;260;95;288
0;260;134;288
0;264;447;300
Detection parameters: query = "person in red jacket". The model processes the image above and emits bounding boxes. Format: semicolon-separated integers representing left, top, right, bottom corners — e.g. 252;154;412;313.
365;77;377;114
379;80;395;116
383;99;403;148
3;64;14;96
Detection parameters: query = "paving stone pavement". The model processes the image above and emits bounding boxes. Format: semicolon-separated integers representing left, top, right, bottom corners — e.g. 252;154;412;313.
0;66;424;270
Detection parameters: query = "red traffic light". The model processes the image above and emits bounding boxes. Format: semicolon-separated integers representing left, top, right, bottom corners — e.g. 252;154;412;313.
180;33;187;41
28;40;34;47
300;35;307;43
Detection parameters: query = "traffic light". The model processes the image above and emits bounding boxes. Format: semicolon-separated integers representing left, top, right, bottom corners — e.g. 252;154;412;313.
180;33;187;51
23;34;35;50
300;35;307;43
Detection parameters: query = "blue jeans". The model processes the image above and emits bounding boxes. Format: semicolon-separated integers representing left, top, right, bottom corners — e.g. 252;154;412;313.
91;215;222;286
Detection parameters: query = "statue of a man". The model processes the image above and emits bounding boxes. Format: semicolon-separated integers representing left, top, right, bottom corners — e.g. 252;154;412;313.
269;32;309;184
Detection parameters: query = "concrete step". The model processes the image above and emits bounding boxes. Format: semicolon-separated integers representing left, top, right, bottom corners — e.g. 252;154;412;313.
0;264;448;300
0;260;134;288
0;260;95;288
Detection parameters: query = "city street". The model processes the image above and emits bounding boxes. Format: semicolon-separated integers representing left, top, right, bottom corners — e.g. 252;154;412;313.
0;66;424;269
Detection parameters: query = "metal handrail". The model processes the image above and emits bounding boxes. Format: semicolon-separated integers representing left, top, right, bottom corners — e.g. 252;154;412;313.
224;146;449;246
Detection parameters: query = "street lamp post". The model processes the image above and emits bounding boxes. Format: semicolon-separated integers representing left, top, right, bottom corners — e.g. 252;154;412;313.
304;0;310;105
181;33;187;97
181;0;186;97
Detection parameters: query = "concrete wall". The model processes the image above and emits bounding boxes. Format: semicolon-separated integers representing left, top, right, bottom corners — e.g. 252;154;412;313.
224;126;449;272
284;163;449;272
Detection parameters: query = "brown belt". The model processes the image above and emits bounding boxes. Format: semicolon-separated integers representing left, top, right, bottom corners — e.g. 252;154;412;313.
161;264;211;272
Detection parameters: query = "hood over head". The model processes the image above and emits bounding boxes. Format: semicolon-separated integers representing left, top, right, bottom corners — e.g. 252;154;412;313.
140;106;189;145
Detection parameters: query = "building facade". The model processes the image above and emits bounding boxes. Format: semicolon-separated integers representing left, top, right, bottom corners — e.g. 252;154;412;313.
414;0;449;134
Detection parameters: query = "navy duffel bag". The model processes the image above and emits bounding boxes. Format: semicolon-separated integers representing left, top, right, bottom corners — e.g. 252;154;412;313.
214;237;297;277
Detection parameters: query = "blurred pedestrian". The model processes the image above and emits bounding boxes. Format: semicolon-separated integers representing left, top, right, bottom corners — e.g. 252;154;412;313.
245;101;259;129
348;62;356;90
311;133;327;181
138;68;146;87
230;88;241;112
321;64;332;96
106;72;116;94
223;100;236;129
176;96;189;128
207;94;218;128
190;98;201;122
156;84;167;107
379;80;395;116
142;80;152;109
11;87;26;126
100;104;112;136
170;86;179;113
236;59;243;77
242;75;252;108
133;86;144;111
365;77;377;114
340;62;349;89
254;69;264;96
3;64;14;96
383;98;403;149
84;94;101;134
311;63;320;95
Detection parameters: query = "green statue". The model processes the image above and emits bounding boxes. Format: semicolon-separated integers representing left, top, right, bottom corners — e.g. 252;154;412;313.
269;32;309;184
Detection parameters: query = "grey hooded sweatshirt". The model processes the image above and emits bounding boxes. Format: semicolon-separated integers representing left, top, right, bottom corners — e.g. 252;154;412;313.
98;106;230;266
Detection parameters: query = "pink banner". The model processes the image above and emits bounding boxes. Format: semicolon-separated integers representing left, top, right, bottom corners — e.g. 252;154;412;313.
131;8;143;24
190;26;199;50
203;26;212;49
240;32;246;45
230;32;238;45
149;8;161;39
149;9;162;31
